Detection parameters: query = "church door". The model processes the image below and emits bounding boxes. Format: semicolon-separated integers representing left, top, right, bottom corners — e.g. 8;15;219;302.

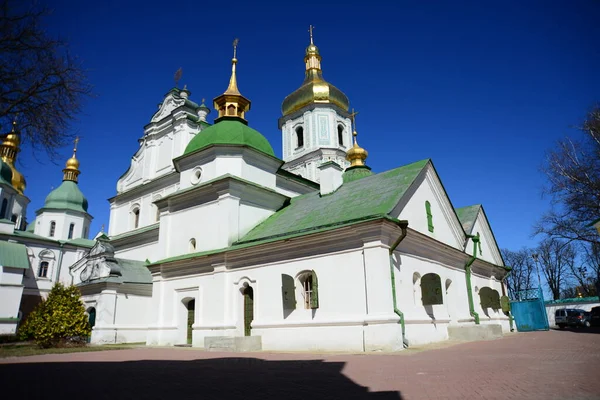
88;308;96;328
186;299;195;344
243;286;254;336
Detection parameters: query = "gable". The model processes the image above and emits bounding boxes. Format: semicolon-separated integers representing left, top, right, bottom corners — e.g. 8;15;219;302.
465;207;504;266
392;162;466;250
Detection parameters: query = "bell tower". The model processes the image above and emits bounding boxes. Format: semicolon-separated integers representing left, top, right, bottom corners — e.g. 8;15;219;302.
278;27;352;182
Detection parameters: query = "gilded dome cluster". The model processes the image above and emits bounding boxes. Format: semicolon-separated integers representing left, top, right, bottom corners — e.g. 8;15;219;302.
0;120;26;194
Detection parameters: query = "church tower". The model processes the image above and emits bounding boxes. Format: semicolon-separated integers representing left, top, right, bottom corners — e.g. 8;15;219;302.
34;138;92;240
278;27;353;182
0;120;29;229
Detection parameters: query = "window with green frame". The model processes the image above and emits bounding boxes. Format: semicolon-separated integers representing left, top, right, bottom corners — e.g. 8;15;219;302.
425;200;434;233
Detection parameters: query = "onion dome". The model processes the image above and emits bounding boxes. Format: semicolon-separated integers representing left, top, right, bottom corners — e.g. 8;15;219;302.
184;39;274;157
0;120;26;193
41;138;88;213
343;112;373;183
281;27;350;116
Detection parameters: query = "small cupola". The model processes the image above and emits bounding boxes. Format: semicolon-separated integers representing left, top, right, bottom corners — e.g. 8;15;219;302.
213;38;251;124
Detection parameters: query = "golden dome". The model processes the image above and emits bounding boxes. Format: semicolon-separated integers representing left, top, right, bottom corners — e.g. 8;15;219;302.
0;120;26;194
346;131;368;167
62;137;81;182
281;30;349;116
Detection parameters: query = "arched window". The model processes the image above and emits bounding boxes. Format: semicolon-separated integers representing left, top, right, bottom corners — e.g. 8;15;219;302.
189;238;196;252
38;261;49;278
295;126;304;149
421;273;443;305
0;198;7;218
49;221;56;237
10;214;17;223
227;104;236;116
68;223;75;239
131;207;140;229
298;270;319;309
425;201;434;233
337;124;344;146
479;287;501;310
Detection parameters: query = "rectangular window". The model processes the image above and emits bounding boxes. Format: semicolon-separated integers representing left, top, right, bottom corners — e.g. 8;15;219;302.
68;223;75;239
38;261;49;278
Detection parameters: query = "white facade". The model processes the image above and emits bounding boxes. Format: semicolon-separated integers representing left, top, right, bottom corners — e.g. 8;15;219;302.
280;107;352;182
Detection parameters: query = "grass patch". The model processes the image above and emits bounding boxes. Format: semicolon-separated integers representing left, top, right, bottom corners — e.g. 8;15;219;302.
0;343;133;358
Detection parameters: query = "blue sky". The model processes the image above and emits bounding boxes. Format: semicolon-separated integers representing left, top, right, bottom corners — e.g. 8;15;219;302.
13;0;600;252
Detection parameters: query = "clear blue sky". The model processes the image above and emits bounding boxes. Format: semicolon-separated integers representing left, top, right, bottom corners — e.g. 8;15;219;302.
14;0;600;252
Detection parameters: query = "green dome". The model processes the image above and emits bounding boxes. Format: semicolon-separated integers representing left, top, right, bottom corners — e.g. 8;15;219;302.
43;180;88;213
184;119;275;157
343;166;374;184
0;159;13;186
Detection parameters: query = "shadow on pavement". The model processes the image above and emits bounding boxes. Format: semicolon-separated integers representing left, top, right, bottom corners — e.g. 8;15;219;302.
0;357;402;399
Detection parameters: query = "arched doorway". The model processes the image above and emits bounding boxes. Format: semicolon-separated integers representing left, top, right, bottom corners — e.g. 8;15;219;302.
186;299;195;344
242;286;254;336
88;307;96;329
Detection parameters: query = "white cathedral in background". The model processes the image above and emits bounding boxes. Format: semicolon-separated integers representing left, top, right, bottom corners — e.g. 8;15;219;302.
0;34;512;351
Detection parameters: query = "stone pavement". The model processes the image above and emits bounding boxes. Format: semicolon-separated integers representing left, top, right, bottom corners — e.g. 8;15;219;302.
1;328;599;399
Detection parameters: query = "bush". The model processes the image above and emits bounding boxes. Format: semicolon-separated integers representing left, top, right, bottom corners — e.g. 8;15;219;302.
18;283;91;348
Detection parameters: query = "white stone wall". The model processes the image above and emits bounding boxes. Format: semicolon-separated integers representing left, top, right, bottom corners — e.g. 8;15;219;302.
0;266;25;334
34;210;91;241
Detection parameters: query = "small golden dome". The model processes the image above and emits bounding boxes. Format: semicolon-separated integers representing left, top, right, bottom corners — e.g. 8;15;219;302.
0;119;26;194
346;131;368;167
281;28;349;116
62;137;81;182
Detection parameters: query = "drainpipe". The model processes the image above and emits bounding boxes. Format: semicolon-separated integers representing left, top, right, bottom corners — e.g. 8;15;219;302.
54;242;66;285
464;234;480;324
389;220;409;348
500;269;515;332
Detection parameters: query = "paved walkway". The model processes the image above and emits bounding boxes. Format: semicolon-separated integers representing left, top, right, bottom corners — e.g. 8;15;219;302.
2;328;599;399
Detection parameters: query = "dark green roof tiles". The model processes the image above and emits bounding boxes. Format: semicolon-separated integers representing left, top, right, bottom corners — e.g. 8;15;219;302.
455;204;481;235
184;120;275;157
239;159;429;243
42;181;89;213
343;166;374;183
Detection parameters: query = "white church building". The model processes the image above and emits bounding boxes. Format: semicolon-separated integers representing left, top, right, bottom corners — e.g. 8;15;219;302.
0;36;512;351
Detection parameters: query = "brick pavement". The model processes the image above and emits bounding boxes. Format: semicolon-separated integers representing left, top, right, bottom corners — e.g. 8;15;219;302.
1;328;599;399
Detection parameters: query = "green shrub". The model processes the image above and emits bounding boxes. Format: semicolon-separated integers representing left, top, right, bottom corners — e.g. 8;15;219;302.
18;283;91;348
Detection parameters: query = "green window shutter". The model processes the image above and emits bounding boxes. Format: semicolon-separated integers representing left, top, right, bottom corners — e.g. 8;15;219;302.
425;201;434;233
281;274;296;310
421;273;443;305
500;295;511;313
310;270;319;309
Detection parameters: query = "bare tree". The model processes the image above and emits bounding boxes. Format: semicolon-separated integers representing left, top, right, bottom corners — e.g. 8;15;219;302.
501;248;536;298
536;105;600;245
537;239;576;300
0;0;92;155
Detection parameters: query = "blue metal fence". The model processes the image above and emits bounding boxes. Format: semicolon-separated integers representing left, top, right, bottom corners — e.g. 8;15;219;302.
510;287;549;332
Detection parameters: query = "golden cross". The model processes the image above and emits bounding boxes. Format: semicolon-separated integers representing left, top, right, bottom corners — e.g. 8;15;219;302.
349;108;359;133
101;224;105;232
309;25;314;44
73;136;79;154
233;38;239;58
202;98;205;104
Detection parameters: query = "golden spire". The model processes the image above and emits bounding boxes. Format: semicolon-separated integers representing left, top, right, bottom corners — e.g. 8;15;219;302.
0;118;26;193
63;136;81;182
213;38;251;123
345;108;368;167
304;25;322;73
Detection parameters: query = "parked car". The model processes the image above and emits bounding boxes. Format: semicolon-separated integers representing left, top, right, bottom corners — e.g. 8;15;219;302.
555;308;591;329
590;306;600;327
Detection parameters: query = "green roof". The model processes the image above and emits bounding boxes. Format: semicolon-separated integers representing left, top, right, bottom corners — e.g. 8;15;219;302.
5;229;95;248
40;180;89;214
183;119;275;157
455;204;481;235
239;159;429;244
25;219;35;232
110;223;159;241
545;296;599;305
343;166;374;183
0;241;30;269
65;237;96;247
